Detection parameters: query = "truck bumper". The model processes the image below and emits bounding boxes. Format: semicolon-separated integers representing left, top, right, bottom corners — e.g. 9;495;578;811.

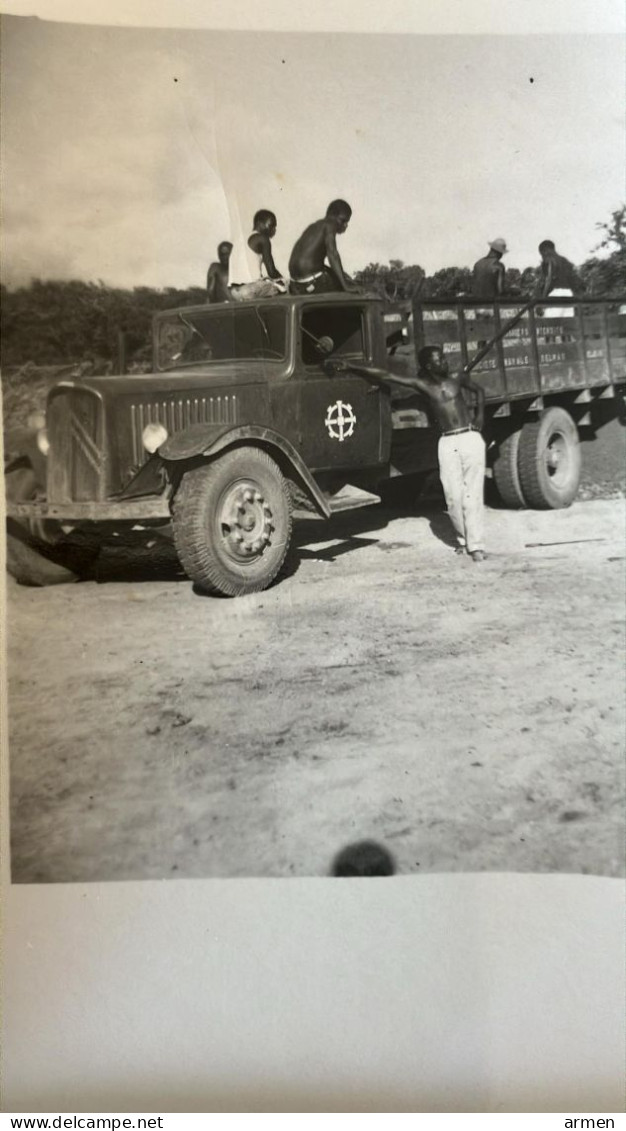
6;496;171;522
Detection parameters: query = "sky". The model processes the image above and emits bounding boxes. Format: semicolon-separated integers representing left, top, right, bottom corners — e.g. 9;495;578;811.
1;16;624;290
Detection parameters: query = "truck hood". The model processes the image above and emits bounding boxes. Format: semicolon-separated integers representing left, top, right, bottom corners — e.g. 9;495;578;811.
71;361;289;398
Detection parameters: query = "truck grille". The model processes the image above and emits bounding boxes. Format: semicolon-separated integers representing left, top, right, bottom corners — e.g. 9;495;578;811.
130;395;238;466
47;387;104;502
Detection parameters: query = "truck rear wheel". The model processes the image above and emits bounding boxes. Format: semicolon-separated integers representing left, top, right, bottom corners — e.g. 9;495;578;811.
518;407;581;509
172;447;293;596
492;429;526;508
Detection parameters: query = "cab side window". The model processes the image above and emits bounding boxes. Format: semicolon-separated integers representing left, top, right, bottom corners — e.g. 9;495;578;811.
301;305;367;366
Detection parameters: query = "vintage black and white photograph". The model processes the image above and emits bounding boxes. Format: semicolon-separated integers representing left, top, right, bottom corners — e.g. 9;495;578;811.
2;14;625;884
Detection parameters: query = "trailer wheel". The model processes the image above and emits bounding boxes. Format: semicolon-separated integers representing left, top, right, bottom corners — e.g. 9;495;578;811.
517;407;581;509
172;447;292;596
492;429;526;508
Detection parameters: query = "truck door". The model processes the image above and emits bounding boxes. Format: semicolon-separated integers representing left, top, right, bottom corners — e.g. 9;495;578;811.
295;302;390;472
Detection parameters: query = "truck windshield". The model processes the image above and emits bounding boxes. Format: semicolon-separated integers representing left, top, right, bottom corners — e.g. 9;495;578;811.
156;305;288;370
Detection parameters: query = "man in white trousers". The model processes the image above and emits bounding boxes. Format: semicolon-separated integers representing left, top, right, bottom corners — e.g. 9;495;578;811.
328;345;487;560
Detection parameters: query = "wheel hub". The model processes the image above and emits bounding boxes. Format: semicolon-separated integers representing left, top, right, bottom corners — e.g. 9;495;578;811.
219;482;273;561
547;449;560;468
545;433;568;481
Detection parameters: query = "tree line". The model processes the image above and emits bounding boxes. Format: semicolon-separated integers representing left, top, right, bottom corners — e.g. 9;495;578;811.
1;208;624;372
354;208;626;302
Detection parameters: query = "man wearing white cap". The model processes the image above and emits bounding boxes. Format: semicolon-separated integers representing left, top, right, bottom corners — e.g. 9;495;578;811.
472;238;508;300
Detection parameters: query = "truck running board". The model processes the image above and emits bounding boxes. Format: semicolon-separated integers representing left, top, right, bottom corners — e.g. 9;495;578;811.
328;485;381;513
293;484;381;521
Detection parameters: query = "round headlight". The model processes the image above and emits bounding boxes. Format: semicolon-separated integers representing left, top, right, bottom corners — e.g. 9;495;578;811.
36;428;50;455
142;422;168;453
27;411;46;432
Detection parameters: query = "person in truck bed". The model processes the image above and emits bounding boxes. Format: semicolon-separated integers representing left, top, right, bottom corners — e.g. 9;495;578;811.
288;199;360;294
328;346;488;561
472;237;508;300
536;239;585;299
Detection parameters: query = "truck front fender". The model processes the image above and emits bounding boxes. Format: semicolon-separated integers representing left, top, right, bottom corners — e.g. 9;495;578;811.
160;423;331;519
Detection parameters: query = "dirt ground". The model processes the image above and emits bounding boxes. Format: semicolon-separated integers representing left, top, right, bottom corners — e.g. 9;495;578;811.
6;491;625;884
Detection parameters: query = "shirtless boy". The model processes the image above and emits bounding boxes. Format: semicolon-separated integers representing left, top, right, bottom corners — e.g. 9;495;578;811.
206;241;233;304
289;199;359;294
330;346;488;560
247;210;286;288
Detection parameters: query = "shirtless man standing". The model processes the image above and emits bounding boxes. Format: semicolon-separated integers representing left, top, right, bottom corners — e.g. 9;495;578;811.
329;346;487;560
206;241;233;303
289;199;359;294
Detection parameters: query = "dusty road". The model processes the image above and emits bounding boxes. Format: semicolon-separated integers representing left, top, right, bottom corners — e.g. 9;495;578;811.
7;497;625;883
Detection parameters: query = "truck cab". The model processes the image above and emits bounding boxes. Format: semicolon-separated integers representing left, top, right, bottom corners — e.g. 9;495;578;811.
151;294;394;477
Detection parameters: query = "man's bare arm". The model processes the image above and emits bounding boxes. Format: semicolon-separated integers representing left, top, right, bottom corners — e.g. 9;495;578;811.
328;359;431;395
259;236;280;279
250;233;281;280
323;221;358;291
460;372;485;429
536;259;552;299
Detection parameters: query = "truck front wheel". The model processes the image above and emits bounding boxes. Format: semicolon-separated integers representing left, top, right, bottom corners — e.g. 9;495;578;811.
172;447;293;596
517;407;581;509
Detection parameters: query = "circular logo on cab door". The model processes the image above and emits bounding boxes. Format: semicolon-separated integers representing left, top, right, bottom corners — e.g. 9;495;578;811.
325;400;356;442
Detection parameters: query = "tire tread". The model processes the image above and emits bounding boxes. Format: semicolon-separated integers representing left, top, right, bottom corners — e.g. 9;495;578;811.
492;429;526;508
518;408;581;510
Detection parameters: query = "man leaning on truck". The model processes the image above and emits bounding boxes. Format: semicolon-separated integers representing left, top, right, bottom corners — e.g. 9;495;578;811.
327;346;488;561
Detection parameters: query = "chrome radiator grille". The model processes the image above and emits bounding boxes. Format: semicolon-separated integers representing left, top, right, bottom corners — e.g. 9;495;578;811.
47;387;104;502
130;395;238;465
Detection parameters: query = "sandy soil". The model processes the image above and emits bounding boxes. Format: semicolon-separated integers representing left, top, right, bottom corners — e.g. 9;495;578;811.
7;496;625;883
